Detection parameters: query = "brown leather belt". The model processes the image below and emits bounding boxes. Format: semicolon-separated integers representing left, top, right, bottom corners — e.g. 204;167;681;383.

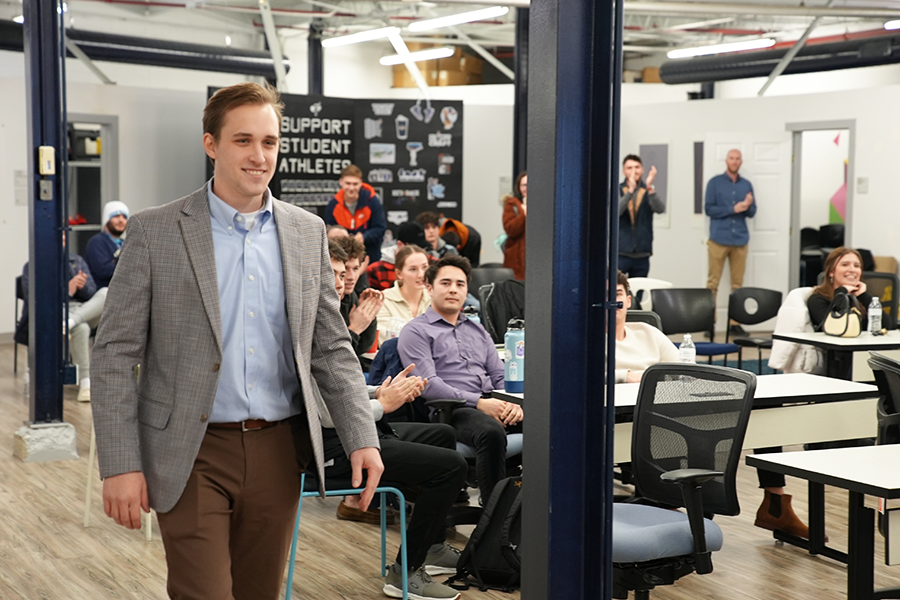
207;419;279;432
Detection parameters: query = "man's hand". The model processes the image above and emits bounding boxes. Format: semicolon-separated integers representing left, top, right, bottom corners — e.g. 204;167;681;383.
376;364;425;414
733;194;752;214
645;165;657;189
103;471;149;530
499;402;524;426
354;232;365;244
348;291;383;334
625;369;642;384
349;447;384;512
68;271;87;296
478;397;520;425
626;171;639;193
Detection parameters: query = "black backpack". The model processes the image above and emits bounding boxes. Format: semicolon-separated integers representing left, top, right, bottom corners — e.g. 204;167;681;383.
447;476;522;592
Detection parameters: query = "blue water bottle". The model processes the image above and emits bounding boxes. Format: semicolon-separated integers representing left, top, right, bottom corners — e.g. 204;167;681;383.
504;318;525;393
462;305;480;324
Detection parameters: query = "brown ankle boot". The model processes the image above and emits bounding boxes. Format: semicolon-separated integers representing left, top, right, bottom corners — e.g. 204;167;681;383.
754;491;810;539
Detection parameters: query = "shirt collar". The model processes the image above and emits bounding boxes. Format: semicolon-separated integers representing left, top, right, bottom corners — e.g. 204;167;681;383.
207;179;273;234
425;305;468;326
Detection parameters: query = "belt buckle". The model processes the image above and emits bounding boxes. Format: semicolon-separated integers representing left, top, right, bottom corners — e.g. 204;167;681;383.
241;420;260;432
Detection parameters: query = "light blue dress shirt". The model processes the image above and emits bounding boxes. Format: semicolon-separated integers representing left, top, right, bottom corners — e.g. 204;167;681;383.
206;180;302;423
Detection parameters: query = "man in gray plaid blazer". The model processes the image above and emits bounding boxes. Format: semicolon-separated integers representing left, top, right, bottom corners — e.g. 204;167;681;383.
91;83;382;600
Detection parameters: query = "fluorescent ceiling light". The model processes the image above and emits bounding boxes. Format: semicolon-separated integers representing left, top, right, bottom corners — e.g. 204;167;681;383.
408;6;509;32
667;38;775;59
321;26;401;48
885;20;900;31
380;46;455;66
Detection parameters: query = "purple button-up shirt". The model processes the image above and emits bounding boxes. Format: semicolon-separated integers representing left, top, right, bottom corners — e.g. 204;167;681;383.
398;307;504;408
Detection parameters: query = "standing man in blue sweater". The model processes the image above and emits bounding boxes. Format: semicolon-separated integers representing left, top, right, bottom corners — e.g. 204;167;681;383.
705;148;756;336
85;201;129;289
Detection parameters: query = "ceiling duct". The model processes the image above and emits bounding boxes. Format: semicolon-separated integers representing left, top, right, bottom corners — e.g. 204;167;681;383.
0;20;288;78
660;34;900;84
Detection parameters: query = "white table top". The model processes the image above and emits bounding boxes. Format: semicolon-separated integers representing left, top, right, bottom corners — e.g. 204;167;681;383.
747;445;900;499
492;373;876;413
773;329;900;350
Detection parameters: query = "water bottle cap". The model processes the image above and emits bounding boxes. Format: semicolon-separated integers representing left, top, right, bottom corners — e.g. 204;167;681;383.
507;318;524;330
462;306;478;316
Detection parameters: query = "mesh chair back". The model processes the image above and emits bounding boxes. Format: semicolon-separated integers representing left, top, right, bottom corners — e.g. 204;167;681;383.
863;271;900;320
631;363;756;516
728;287;782;327
867;352;900;445
470;267;515;294
650;288;715;337
626;310;662;330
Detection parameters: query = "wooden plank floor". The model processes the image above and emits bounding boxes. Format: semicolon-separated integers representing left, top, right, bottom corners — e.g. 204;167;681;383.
1;342;899;599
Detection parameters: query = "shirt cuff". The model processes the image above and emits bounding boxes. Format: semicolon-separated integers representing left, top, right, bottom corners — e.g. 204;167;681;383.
369;399;384;421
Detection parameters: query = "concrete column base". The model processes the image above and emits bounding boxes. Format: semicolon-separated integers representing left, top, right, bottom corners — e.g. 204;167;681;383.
13;422;79;462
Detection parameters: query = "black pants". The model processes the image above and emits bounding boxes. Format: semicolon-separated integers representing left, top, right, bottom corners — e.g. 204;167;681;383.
324;422;467;570
755;447;786;489
450;407;522;501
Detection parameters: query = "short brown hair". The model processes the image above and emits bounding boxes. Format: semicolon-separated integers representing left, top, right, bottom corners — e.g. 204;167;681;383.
203;82;284;142
426;255;472;286
327;239;348;263
415;211;441;228
616;270;630;296
395;244;430;277
340;164;363;179
336;235;365;262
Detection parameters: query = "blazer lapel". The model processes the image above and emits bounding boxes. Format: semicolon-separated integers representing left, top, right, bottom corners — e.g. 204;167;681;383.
179;188;223;353
273;202;305;353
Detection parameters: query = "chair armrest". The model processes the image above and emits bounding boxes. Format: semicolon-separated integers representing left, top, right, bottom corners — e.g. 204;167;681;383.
660;468;724;575
424;398;466;424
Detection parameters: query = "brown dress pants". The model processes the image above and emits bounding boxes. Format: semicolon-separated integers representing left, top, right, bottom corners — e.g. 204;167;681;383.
156;417;314;600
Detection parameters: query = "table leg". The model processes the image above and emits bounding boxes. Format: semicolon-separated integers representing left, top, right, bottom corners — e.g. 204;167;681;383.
809;481;827;554
848;490;875;600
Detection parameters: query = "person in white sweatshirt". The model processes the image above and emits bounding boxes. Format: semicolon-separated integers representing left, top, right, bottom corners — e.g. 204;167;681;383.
613;270;680;383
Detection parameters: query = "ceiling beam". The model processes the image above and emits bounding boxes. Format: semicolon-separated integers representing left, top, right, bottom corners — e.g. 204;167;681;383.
624;1;900;19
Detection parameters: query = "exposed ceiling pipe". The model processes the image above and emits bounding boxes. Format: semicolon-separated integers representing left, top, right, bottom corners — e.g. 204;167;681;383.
259;0;288;89
0;20;289;78
625;1;900;19
659;34;900;84
77;0;355;18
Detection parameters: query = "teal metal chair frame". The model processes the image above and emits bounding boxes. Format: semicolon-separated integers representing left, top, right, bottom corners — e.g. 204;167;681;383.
284;472;409;600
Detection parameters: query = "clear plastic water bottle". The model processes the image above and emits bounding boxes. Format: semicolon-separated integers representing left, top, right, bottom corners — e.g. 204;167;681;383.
462;305;480;324
504;318;525;393
679;333;696;364
869;296;883;334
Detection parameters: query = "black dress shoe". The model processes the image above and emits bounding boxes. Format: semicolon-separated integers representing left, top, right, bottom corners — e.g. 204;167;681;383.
728;324;748;336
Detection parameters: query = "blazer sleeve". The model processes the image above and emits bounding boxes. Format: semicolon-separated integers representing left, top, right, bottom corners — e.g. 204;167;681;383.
91;215;152;478
308;225;379;456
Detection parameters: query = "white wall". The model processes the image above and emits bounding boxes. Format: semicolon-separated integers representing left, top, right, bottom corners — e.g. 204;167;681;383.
619;86;900;299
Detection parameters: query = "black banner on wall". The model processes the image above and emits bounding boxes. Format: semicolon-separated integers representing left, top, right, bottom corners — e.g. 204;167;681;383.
206;89;463;228
353;98;463;230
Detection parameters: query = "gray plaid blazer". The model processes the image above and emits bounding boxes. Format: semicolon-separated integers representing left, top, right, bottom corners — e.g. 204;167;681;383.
91;185;378;513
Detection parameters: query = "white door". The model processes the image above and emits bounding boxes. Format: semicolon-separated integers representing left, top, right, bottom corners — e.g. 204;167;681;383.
703;131;792;330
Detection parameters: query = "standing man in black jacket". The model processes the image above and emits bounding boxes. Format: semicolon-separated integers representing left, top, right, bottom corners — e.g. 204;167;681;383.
618;154;665;278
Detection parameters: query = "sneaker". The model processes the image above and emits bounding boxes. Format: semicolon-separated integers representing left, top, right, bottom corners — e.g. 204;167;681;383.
383;565;460;600
423;543;461;575
76;386;91;402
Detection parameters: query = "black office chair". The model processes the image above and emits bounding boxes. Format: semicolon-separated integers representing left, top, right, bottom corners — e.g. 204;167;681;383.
13;275;24;374
649;288;739;366
469;267;515;295
478;279;525;344
863;272;900;322
867;352;900;446
726;288;782;373
613;363;756;600
819;223;845;250
626;310;662;330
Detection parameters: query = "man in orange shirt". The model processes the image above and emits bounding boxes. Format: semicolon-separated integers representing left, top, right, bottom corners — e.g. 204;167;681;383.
325;164;387;262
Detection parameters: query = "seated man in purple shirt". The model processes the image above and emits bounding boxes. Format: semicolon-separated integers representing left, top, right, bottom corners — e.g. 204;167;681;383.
398;255;523;501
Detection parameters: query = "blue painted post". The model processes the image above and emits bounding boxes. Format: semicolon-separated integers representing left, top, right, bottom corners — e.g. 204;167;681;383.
522;0;623;598
23;0;67;423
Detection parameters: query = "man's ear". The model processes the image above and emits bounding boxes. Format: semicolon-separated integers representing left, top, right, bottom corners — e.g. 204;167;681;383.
625;293;632;310
202;132;217;161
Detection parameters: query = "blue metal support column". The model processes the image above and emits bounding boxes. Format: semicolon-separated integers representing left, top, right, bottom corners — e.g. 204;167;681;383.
23;0;67;423
308;19;324;96
522;0;623;598
512;7;529;178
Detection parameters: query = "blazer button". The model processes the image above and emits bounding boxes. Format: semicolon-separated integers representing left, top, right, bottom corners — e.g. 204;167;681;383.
212;363;220;372
200;413;208;423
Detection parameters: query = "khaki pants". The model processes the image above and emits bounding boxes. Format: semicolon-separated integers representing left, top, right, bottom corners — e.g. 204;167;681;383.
707;240;748;300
